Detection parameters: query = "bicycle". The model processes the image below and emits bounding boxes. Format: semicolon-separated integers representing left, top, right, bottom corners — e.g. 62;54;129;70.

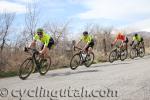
19;47;51;80
130;43;145;59
109;44;128;63
70;46;94;70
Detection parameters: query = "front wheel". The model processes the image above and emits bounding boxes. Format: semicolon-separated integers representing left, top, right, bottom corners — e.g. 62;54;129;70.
70;53;81;70
139;47;145;58
19;57;34;80
120;49;128;61
39;56;51;75
84;52;94;67
109;50;117;63
130;48;137;59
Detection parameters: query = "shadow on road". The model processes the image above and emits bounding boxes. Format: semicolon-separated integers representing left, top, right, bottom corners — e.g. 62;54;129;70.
45;69;99;78
92;62;131;68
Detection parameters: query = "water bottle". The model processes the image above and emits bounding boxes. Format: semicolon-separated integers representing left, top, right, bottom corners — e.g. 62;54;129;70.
82;53;86;61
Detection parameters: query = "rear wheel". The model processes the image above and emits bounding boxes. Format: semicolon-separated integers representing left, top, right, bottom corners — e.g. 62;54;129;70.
109;50;117;63
19;57;34;80
39;56;51;75
70;53;81;70
84;52;94;67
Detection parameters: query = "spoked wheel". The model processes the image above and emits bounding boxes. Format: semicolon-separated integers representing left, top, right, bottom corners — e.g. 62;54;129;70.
70;53;81;70
39;56;51;75
120;49;128;61
139;47;145;58
109;50;117;63
84;52;94;67
19;57;34;80
130;49;137;59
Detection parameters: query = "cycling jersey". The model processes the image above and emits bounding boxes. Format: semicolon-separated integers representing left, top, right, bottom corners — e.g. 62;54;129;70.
81;35;93;44
33;32;51;46
133;35;142;42
112;33;127;45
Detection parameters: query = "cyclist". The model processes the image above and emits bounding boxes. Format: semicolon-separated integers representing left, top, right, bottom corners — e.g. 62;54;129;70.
75;31;94;54
111;32;129;49
28;28;54;57
130;33;144;47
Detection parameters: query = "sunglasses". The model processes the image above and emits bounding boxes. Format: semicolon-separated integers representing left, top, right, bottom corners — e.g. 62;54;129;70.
37;32;42;36
83;34;88;36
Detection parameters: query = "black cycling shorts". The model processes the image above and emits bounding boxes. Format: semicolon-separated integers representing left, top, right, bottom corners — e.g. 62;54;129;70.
85;41;95;51
41;38;54;50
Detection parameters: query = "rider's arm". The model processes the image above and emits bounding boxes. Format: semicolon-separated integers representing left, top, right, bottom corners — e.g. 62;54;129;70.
83;43;89;50
29;40;36;48
112;38;118;45
76;39;82;47
112;35;119;45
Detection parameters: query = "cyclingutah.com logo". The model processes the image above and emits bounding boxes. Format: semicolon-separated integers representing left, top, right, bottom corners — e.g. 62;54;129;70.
0;86;118;100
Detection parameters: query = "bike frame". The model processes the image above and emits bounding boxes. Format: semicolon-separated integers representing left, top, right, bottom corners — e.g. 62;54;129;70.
26;48;41;71
74;46;87;63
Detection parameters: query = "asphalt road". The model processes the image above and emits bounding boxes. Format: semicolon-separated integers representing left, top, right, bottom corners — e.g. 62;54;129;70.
0;56;150;100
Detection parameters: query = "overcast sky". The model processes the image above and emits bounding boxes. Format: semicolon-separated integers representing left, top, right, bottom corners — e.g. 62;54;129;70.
0;0;150;34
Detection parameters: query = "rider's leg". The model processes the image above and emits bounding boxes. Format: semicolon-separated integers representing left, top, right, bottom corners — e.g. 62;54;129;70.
87;41;94;54
40;44;49;59
44;38;54;58
88;47;93;54
43;47;49;58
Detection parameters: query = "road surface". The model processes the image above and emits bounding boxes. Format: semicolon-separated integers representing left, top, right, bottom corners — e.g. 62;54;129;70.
0;56;150;100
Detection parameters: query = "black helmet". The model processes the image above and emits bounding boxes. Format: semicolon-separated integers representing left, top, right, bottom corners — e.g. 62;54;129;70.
83;31;88;35
134;33;138;37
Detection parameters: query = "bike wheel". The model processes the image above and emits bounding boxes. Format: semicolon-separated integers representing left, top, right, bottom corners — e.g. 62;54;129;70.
70;53;81;70
120;50;128;61
39;56;51;75
130;49;137;59
84;52;94;67
109;50;117;63
19;57;34;80
139;47;145;58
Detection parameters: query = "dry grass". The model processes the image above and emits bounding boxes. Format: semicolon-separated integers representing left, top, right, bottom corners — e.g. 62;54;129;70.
145;47;150;55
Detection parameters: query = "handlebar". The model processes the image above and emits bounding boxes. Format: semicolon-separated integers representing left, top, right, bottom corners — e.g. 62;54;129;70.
24;47;39;54
73;46;82;51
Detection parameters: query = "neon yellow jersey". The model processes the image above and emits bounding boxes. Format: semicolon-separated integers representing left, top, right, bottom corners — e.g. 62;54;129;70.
133;35;141;42
81;35;93;43
33;32;51;46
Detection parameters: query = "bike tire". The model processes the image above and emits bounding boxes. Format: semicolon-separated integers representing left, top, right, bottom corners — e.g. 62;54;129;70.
120;49;128;61
109;50;117;63
70;53;80;70
139;47;145;58
39;56;51;75
19;57;34;80
84;52;94;67
130;48;137;59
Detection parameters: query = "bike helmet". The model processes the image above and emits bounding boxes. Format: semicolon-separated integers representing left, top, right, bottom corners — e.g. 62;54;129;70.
83;31;88;35
37;28;44;33
134;33;138;37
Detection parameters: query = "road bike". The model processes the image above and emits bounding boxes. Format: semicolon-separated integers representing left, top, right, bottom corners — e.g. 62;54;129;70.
19;47;51;80
130;43;145;59
70;46;94;70
109;44;128;63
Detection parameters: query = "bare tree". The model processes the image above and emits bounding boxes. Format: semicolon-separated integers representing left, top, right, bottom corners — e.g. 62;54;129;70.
43;21;70;45
25;2;39;40
0;13;15;52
